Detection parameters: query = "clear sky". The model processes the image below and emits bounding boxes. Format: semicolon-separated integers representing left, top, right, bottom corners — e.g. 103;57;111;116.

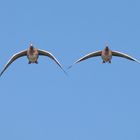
0;0;140;140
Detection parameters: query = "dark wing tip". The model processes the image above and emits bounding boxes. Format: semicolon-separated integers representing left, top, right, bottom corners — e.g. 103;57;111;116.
63;69;68;76
59;66;68;76
0;72;3;77
67;65;73;70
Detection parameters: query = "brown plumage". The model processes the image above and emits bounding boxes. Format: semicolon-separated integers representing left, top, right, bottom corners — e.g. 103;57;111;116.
69;45;140;68
0;44;66;76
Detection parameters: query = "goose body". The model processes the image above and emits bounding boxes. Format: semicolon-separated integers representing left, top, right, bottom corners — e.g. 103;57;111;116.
69;45;140;68
0;44;66;77
101;47;112;63
27;46;39;63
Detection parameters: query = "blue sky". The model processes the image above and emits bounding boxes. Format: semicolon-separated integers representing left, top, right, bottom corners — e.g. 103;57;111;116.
0;0;140;139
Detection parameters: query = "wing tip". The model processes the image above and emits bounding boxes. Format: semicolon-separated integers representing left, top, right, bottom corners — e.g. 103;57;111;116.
67;65;73;69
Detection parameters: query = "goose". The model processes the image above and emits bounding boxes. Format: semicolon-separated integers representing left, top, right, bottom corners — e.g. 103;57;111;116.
0;44;66;76
69;45;140;68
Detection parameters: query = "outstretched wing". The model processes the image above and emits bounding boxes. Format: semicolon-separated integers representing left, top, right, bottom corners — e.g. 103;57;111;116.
112;51;140;63
0;50;27;77
38;49;67;74
68;50;102;69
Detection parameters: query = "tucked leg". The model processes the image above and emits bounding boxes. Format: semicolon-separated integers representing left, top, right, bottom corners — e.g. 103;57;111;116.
35;61;38;64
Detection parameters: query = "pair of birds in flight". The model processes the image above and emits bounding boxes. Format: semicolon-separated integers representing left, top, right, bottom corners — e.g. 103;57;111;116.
0;44;140;77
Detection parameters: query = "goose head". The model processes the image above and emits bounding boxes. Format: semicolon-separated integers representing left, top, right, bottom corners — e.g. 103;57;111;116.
105;46;109;52
29;44;34;50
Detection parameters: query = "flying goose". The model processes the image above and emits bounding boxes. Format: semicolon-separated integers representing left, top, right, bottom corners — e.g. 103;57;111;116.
0;44;66;76
69;45;140;68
